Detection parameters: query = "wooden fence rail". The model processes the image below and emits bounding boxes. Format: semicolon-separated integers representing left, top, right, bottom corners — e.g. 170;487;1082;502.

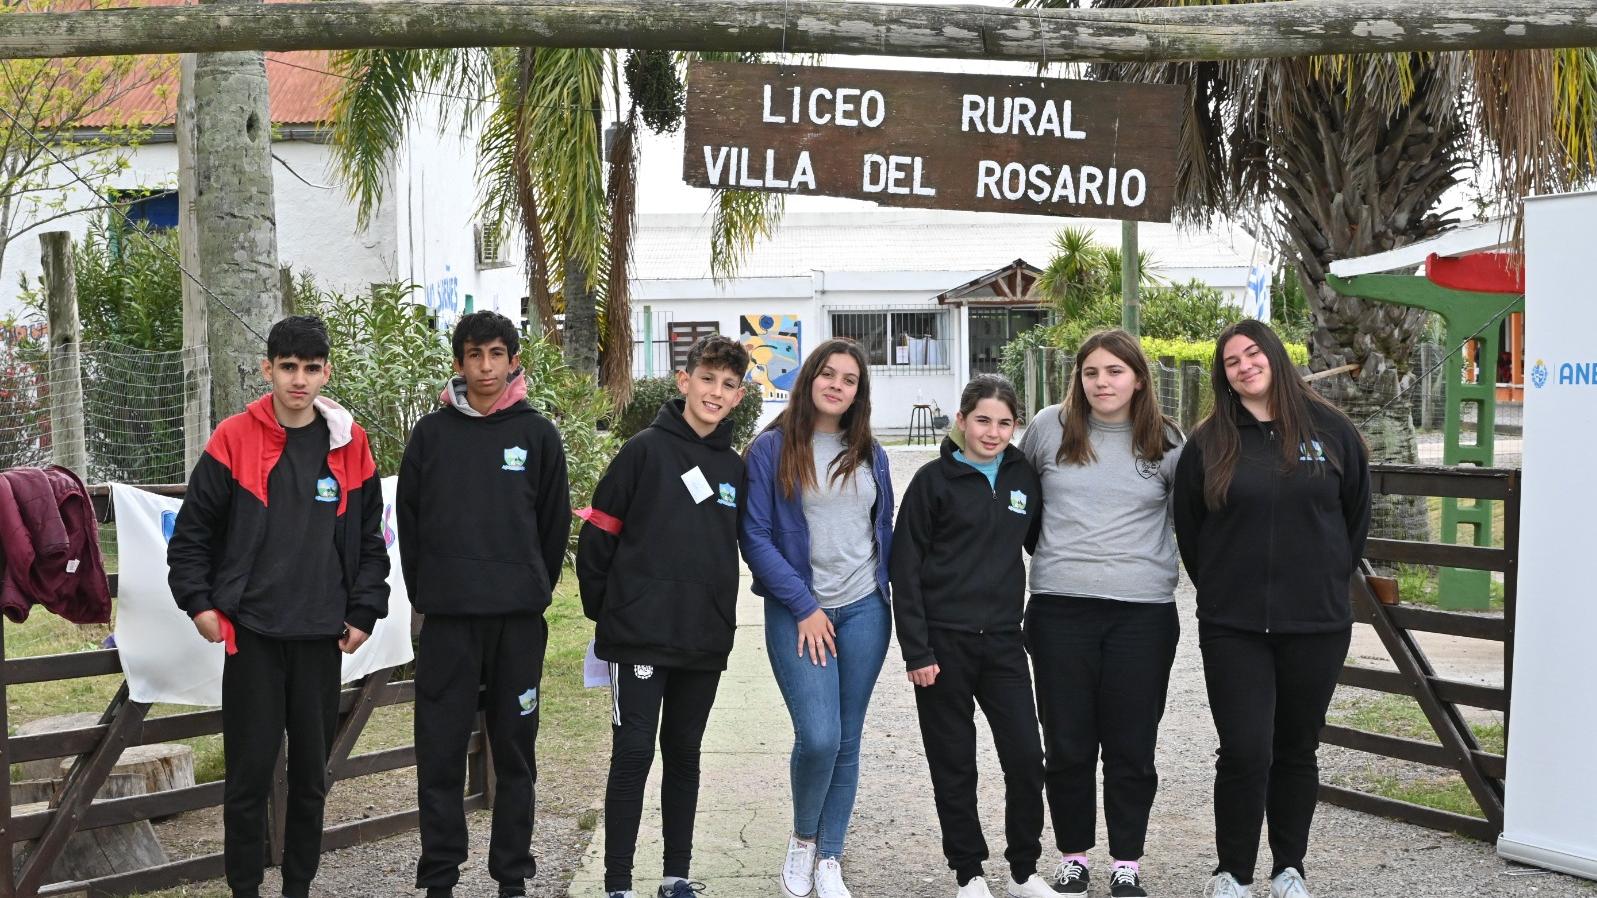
1;485;489;898
1320;464;1518;842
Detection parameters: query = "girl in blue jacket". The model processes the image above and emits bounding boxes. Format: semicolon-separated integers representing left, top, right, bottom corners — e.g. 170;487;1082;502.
741;338;894;898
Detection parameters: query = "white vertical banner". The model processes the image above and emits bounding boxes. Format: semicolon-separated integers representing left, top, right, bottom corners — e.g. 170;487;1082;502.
1498;191;1597;881
113;478;414;707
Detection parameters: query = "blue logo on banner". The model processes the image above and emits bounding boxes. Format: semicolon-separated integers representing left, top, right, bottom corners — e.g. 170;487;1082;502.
1531;359;1548;389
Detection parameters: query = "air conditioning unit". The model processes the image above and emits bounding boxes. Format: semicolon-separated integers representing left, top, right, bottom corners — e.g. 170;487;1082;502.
474;222;512;270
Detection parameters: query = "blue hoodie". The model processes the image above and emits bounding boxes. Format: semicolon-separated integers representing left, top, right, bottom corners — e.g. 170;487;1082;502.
740;428;895;621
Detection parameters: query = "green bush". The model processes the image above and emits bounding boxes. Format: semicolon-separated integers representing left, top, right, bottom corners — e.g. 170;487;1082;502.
615;376;763;449
519;336;620;561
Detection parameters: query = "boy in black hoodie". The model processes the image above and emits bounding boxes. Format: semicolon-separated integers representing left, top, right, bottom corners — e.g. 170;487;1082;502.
399;311;571;898
167;315;389;898
576;334;751;898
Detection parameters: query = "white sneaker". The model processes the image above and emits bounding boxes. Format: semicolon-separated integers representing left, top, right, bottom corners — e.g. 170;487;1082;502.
1270;868;1311;898
814;858;852;898
1006;874;1057;897
1204;872;1252;898
780;836;818;898
956;877;996;898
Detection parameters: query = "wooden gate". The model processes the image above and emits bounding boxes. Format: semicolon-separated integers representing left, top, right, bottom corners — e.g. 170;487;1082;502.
1320;464;1518;840
0;486;492;898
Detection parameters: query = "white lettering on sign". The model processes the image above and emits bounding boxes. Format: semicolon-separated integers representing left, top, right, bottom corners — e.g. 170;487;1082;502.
703;145;816;190
961;94;1087;139
975;160;1147;208
863;154;936;196
760;84;887;128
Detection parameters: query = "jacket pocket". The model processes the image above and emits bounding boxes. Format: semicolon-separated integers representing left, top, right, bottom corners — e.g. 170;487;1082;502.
600;576;735;658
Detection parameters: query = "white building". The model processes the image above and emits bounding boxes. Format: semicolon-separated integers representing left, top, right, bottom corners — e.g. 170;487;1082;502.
0;50;526;323
628;209;1264;432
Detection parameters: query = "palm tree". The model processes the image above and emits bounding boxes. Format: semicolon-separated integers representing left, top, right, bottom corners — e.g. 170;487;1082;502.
325;47;782;408
1023;0;1597;448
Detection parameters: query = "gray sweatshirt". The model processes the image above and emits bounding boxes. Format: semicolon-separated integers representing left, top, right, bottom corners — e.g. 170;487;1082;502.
1018;404;1183;603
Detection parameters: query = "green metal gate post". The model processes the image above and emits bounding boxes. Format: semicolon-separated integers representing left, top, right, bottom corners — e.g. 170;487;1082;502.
1327;273;1522;610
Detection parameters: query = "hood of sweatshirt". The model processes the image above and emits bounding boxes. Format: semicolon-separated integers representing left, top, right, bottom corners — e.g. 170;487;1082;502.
246;393;355;450
654;398;734;450
440;367;529;417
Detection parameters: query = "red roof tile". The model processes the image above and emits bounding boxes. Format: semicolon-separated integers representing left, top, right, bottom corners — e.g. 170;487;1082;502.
54;0;340;128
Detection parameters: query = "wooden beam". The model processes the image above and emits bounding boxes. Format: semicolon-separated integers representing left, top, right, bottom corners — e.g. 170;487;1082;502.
1;1;1595;61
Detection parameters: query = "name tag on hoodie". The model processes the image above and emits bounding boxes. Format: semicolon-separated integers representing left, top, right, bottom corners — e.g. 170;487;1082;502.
681;466;714;504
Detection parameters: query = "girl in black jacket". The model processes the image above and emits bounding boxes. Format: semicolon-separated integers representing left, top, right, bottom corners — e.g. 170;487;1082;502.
891;375;1053;898
1172;320;1370;898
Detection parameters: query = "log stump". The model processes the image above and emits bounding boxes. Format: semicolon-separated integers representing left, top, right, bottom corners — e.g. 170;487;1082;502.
10;778;169;884
13;712;102;781
57;743;196;799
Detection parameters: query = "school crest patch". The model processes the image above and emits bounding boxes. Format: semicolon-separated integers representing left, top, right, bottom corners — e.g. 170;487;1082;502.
717;482;738;508
1008;490;1029;515
518;687;538;716
502;446;528;471
633;664;655;680
314;477;339;502
1298;440;1327;463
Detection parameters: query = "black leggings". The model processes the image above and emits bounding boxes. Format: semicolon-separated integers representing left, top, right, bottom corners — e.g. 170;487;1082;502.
1026;595;1179;861
1199;623;1350;885
603;662;721;893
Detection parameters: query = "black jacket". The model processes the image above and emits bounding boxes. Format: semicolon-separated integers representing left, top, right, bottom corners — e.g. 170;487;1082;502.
1172;401;1371;634
576;400;746;671
167;395;389;636
890;437;1042;670
397;387;570;617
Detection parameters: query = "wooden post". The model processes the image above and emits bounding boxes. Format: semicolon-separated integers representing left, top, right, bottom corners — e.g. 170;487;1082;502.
1;611;14;898
177;52;212;473
1180;360;1203;433
40;231;87;476
1121;220;1140;337
3;1;1596;62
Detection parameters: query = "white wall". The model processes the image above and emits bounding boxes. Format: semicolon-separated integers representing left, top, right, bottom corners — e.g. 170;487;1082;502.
393;102;527;325
0;137;405;318
635;270;976;433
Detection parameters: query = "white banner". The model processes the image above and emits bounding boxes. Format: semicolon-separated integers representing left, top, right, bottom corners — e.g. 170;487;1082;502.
1498;191;1597;881
112;479;414;706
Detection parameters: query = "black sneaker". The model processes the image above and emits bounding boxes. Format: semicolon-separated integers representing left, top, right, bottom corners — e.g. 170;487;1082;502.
1052;859;1089;895
498;883;527;898
656;881;706;898
1110;865;1147;898
424;889;453;898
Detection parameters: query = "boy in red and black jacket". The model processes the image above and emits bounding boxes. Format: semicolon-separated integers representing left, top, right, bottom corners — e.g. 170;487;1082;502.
167;315;389;898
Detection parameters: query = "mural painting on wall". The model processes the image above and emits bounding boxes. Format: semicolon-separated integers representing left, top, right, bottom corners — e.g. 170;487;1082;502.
741;314;801;402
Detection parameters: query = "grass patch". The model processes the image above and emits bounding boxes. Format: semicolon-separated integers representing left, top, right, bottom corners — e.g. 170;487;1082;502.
1361;772;1484;818
1393;563;1504;611
1328;692;1506;821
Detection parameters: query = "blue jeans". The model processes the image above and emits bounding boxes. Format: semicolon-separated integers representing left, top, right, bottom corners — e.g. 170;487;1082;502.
764;594;890;859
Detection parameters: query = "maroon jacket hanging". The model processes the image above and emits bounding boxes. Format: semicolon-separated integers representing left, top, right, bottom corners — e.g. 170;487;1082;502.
0;465;111;624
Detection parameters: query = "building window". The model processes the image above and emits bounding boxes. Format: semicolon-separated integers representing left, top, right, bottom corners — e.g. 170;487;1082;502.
110;189;178;231
969;307;1050;374
828;308;951;372
668;320;718;371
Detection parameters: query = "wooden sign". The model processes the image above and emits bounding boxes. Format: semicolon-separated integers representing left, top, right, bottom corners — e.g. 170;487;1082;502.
683;62;1184;222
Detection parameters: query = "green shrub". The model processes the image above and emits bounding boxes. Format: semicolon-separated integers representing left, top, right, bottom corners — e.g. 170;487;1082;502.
615;376;763;449
519;337;620;561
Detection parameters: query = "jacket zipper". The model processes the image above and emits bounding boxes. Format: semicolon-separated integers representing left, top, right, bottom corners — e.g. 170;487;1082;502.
1264;425;1277;634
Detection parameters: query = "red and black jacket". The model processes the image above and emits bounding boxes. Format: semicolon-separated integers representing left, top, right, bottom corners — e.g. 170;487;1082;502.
166;394;390;635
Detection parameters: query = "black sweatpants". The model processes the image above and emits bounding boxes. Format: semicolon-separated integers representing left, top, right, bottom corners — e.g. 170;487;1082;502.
221;626;341;898
1199;622;1351;885
912;628;1045;887
415;614;547;890
603;662;721;893
1025;594;1179;861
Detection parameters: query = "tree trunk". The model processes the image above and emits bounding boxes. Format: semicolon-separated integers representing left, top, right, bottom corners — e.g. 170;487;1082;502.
562;257;597;375
176;52;211;471
5;1;1597;62
1274;60;1463;542
190;0;283;422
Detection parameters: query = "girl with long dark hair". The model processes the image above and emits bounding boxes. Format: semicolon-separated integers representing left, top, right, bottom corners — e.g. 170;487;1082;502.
1016;329;1182;898
1172;320;1370;898
892;374;1054;898
741;338;894;898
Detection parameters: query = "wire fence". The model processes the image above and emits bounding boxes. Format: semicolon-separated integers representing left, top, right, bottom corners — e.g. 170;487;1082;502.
0;339;203;483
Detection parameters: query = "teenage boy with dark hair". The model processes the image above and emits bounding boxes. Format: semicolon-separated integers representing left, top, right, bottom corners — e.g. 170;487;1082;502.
167;314;389;898
400;310;571;898
576;334;751;898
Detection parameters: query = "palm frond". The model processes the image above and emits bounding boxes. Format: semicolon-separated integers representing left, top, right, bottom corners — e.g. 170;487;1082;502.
525;47;609;292
709;189;784;283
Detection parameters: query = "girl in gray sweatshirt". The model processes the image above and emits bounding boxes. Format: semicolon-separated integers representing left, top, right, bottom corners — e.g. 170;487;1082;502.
1016;329;1182;898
